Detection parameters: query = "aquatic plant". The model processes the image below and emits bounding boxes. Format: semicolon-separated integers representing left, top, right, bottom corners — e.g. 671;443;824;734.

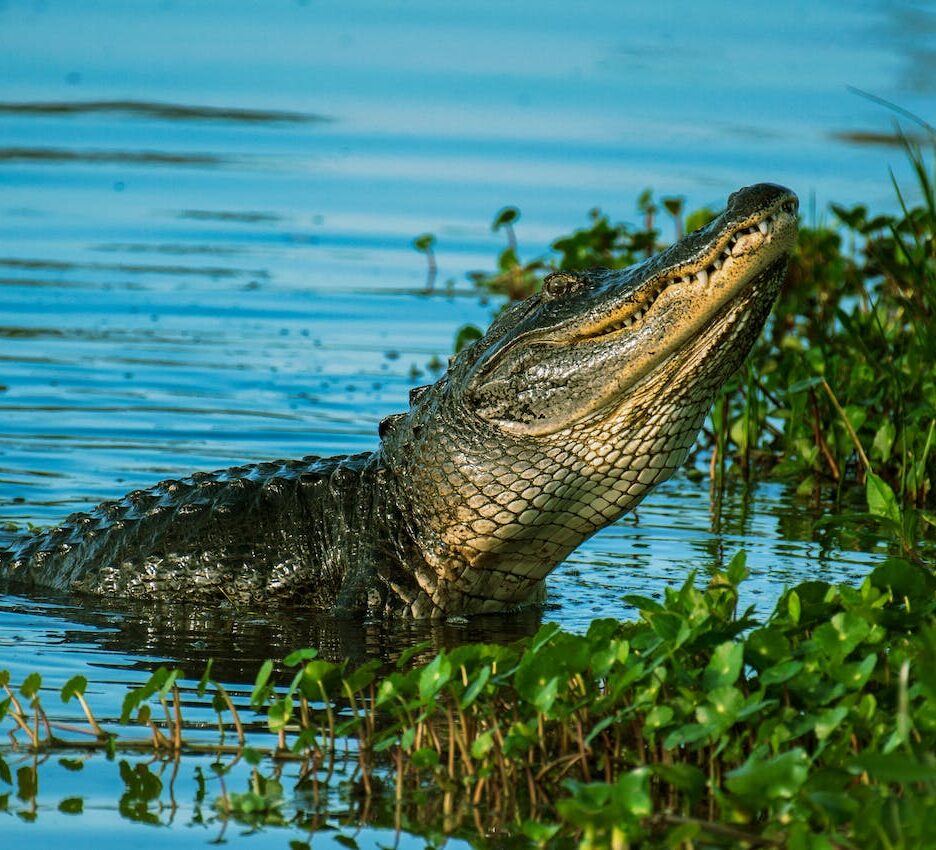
3;553;936;847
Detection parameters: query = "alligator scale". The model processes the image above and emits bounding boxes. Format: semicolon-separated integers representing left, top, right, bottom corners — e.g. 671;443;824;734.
0;184;798;617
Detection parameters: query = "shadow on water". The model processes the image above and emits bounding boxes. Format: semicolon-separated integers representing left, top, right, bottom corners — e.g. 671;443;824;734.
0;581;543;684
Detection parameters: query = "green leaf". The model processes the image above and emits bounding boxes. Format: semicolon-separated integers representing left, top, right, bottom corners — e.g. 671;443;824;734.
663;723;712;749
460;665;490;709
418;653;452;701
300;659;340;697
342;660;379;694
529;622;562;653
410;747;440;769
745;628;792;669
726;550;748;586
662;196;683;218
647;611;687;643
685;207;717;233
250;659;274;706
453;325;482;354
870;558;934;605
813;612;871;660
283;648;318;667
703;641;744;690
871;420;897;462
61;675;87;703
20;672;41;699
786;376;824;395
653;763;706;803
492;206;520;230
696;686;743;731
644;705;673;732
196;659;214;697
814;706;849;740
622;594;664;614
520;819;561;843
612;768;652;819
831;653;877;690
787;590;802;624
400;639;446;671
866;471;901;525
267;696;293;732
849;753;936;783
412;233;435;253
726;748;810;802
157;668;180;699
470;729;495;759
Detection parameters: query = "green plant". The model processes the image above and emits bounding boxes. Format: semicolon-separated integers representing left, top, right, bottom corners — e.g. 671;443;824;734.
5;553;936;847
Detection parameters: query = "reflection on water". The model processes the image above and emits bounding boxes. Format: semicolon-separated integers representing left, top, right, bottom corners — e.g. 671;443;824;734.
0;750;472;850
0;147;234;167
1;0;934;843
0;99;326;124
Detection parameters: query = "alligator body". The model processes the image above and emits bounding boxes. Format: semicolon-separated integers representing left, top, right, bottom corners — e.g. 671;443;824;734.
0;184;798;617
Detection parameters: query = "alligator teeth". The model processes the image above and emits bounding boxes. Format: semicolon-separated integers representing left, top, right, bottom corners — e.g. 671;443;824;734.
697;269;708;286
713;257;722;270
758;219;770;235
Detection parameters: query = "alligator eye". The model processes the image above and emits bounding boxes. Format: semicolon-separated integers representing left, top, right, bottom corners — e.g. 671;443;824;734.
542;271;584;300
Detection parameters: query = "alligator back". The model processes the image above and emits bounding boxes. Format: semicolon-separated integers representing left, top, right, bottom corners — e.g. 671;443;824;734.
0;453;382;608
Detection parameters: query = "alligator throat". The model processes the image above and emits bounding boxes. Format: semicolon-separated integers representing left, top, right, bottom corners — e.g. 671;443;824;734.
0;183;798;618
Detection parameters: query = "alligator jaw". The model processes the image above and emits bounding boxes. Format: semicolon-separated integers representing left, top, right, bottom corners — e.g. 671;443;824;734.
468;184;798;437
574;192;798;342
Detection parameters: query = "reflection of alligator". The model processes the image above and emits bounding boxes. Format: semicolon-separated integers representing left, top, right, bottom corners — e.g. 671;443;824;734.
0;184;798;618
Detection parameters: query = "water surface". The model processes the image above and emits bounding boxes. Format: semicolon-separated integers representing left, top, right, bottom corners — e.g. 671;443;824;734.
1;0;934;844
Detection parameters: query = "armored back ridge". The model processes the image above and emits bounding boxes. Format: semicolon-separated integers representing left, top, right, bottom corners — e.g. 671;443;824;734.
1;184;798;618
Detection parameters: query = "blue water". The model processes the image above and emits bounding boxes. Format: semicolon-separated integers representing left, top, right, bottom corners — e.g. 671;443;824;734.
0;0;934;844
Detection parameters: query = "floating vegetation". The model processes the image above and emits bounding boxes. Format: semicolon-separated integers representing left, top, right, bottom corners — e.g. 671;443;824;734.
3;554;936;847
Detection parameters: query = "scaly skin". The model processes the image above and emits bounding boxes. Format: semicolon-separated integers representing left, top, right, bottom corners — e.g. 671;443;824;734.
0;183;798;617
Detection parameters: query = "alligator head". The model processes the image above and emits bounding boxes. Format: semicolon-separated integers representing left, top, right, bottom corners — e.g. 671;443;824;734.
381;183;798;617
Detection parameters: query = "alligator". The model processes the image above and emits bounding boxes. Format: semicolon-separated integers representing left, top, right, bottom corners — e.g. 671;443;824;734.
0;183;798;618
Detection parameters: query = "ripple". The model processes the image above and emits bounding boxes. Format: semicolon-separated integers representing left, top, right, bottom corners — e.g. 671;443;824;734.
0;146;231;168
0;99;328;125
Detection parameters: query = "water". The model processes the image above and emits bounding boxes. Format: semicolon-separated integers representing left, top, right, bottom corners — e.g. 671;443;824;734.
1;0;934;844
